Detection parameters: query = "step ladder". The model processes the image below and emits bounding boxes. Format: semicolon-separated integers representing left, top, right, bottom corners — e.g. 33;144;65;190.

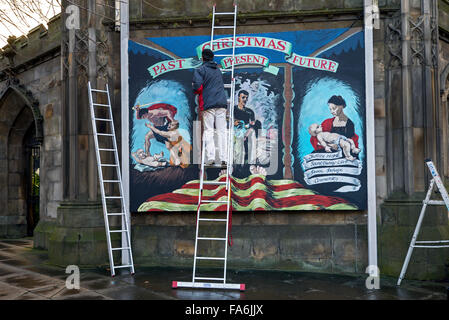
397;159;449;285
172;4;244;291
88;81;135;277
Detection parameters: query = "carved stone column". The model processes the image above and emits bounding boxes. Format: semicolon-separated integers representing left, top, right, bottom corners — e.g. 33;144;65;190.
385;0;440;196
380;0;449;280
44;0;115;266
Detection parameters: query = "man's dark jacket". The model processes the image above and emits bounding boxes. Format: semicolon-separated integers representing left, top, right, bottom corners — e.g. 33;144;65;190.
192;61;227;110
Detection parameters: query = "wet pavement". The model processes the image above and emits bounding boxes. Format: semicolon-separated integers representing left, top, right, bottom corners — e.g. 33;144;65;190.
0;238;448;301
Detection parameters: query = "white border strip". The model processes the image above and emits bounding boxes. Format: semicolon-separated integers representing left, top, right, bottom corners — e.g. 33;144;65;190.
364;0;379;278
120;0;130;266
121;2;379;276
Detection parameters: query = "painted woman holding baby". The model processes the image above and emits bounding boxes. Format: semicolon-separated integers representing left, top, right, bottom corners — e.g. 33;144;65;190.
310;95;359;152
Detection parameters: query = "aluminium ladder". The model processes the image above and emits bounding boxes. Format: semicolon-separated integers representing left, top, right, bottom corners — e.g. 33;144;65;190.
397;159;449;285
172;4;244;291
88;81;135;277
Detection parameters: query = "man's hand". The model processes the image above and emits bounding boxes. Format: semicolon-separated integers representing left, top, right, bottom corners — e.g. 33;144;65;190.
145;123;154;130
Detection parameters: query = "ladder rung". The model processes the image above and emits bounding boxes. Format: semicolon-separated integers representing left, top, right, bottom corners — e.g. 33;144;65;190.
111;247;131;251
97;133;114;136
99;148;116;151
113;265;133;269
204;164;227;168
213;26;234;29
109;229;128;233
95;118;113;121
194;277;225;281
196;257;226;260
103;180;120;183
93;103;110;107
101;164;119;167
105;196;123;199
203;181;227;185
198;237;227;241
413;245;449;248
201;200;228;204
91;89;108;93
212;39;234;43
224;84;232;88
107;213;125;216
198;218;228;222
214;12;235;15
415;240;449;243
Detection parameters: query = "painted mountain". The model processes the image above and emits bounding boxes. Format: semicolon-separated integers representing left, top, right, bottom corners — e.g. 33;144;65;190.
138;174;357;211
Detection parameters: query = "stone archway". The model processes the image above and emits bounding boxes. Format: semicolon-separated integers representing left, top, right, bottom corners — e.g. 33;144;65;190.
0;81;43;238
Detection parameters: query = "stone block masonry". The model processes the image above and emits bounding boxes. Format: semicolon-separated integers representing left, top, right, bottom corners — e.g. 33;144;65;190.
131;212;368;275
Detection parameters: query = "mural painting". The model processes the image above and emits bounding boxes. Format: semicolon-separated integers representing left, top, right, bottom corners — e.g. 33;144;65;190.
128;28;366;212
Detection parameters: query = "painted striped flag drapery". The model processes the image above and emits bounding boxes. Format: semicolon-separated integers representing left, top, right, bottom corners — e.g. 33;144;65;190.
138;174;357;212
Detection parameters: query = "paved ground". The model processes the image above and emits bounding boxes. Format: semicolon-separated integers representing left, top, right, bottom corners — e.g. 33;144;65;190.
0;238;448;300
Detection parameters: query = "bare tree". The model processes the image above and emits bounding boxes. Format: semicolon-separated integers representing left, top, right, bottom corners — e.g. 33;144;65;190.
0;0;62;46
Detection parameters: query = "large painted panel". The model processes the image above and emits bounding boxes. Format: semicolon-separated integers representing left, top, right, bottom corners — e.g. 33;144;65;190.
128;28;366;212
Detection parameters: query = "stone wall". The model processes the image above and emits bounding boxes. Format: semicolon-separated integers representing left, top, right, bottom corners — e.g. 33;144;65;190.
132;212;368;274
377;0;449;280
128;0;400;20
0;15;62;238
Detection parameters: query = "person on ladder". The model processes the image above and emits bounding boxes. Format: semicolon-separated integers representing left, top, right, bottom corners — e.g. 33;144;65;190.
193;48;228;166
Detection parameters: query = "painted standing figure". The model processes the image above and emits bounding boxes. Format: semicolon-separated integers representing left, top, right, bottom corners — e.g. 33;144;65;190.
233;90;260;165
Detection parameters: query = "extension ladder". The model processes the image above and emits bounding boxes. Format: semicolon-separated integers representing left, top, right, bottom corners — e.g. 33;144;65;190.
88;81;135;277
172;4;244;291
397;159;449;285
